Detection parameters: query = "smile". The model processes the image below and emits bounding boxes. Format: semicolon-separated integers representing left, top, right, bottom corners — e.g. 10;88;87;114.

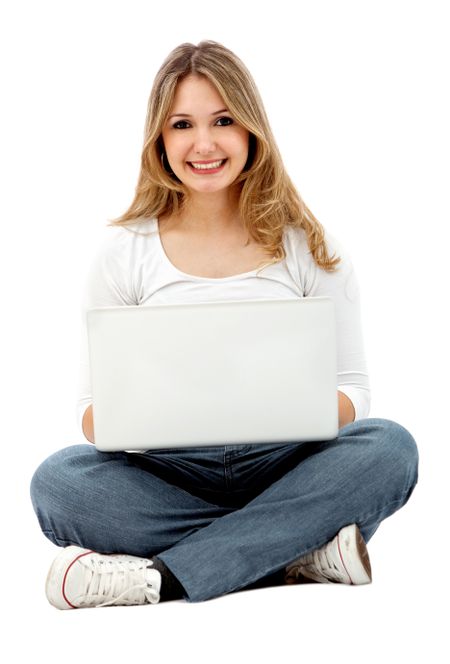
188;159;227;172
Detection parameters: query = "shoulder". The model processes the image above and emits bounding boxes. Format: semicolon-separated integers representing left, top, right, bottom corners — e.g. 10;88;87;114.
82;218;159;305
284;224;352;269
283;224;357;297
94;218;158;258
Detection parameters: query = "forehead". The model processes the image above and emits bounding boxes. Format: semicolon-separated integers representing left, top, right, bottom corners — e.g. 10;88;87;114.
170;74;225;109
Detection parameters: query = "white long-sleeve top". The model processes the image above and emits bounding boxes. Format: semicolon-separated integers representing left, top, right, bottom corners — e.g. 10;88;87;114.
77;218;370;439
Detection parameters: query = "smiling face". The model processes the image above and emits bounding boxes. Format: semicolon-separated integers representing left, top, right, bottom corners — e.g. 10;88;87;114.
161;75;250;198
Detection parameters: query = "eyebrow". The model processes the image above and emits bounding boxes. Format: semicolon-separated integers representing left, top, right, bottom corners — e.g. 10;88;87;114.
168;108;229;119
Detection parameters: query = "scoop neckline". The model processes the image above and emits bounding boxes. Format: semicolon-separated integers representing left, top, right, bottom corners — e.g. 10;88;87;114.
154;217;261;282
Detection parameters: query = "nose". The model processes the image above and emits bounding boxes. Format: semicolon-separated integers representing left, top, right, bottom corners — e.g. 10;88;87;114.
193;127;216;155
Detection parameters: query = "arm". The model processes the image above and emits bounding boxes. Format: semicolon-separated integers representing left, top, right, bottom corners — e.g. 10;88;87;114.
299;230;371;421
76;226;138;442
338;390;355;428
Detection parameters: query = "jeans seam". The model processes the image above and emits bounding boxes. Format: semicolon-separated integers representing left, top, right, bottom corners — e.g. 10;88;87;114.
223;448;233;490
42;530;81;548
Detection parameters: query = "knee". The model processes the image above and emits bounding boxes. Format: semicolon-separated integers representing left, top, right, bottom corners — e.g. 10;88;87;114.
363;418;419;493
30;444;94;514
367;418;418;463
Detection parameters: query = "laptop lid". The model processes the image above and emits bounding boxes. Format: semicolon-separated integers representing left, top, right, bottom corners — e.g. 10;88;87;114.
86;297;338;451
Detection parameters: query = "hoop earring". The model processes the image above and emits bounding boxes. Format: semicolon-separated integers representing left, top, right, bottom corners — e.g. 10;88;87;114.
160;150;174;175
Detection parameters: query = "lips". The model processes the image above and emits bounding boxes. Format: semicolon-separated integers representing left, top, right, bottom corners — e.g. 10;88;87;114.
188;159;227;171
187;159;228;175
190;159;225;164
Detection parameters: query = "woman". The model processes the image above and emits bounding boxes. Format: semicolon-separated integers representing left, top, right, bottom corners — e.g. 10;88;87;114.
30;40;419;609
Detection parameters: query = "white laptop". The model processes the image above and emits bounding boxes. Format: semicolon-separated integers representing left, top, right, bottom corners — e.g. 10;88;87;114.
86;297;338;451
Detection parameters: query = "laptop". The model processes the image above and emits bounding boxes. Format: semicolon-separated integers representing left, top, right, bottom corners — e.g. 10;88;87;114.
86;297;338;451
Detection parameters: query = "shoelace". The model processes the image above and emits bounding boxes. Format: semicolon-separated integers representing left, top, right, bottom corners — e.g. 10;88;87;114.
302;547;345;582
77;555;160;608
288;544;347;583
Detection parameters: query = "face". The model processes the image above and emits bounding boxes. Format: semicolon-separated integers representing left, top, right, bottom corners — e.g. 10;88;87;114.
161;75;250;196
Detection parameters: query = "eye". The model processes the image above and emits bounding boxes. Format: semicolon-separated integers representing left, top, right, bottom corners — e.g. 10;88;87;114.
172;120;191;129
216;116;233;126
172;116;234;129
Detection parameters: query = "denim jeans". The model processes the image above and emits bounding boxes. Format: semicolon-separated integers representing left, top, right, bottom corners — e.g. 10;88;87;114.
30;418;418;603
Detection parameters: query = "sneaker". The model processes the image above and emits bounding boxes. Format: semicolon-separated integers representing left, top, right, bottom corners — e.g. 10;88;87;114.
45;546;162;609
285;524;372;585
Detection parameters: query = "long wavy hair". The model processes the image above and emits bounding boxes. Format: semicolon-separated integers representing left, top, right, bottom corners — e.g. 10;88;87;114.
110;40;340;272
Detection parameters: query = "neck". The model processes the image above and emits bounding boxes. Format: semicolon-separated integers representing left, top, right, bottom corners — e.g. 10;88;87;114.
177;188;243;235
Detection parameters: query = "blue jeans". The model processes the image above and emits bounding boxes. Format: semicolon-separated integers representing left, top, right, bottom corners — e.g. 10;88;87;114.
30;418;418;603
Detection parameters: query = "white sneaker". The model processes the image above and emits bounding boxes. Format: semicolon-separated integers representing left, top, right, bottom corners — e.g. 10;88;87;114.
285;524;372;585
45;546;162;609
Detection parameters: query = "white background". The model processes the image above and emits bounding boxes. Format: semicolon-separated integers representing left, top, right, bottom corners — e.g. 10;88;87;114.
1;0;448;661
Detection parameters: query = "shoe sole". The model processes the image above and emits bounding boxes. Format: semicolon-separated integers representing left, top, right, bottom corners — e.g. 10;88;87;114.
337;524;372;585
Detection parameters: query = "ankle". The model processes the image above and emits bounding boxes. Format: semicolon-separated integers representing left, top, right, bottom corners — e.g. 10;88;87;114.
151;556;185;601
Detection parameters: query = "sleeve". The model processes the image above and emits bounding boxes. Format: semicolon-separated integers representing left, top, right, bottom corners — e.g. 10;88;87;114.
76;228;138;439
302;233;371;421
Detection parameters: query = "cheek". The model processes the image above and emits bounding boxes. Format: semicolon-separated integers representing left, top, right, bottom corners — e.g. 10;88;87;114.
227;133;249;157
161;131;184;157
162;136;177;156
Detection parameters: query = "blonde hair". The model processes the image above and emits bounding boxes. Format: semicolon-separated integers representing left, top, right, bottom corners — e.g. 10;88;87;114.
110;40;340;272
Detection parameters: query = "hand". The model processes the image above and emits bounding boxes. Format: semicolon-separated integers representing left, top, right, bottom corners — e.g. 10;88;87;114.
338;391;355;428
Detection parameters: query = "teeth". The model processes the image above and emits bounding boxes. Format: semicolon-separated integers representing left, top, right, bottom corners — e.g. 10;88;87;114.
190;160;224;170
